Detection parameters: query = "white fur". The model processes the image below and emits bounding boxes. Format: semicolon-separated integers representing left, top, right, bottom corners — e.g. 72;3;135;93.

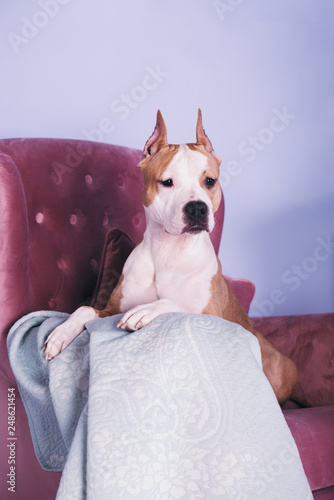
44;306;98;360
117;224;218;331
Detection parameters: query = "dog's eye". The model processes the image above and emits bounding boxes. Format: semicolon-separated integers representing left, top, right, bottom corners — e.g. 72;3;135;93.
159;179;173;188
206;177;216;188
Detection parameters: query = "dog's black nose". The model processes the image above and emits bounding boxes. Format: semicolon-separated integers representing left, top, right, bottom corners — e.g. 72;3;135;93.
184;201;208;222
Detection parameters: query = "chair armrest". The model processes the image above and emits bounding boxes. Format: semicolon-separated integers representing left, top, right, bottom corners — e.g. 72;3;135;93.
0;152;31;382
252;313;334;406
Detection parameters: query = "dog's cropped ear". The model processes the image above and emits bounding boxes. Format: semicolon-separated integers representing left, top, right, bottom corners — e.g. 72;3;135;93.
142;110;168;159
196;109;214;154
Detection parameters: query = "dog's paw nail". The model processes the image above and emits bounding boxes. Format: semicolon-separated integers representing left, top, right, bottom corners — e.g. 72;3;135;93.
45;353;53;361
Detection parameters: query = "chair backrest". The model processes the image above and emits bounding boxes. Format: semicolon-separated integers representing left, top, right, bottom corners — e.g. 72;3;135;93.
0;138;225;314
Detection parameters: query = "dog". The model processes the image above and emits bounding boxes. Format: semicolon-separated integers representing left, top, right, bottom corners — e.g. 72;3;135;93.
44;109;297;405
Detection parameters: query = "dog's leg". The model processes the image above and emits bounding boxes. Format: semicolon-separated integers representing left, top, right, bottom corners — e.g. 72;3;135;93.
253;331;298;405
43;306;98;360
44;268;128;360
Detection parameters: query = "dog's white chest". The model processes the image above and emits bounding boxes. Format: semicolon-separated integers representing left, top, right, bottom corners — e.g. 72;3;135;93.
120;231;218;314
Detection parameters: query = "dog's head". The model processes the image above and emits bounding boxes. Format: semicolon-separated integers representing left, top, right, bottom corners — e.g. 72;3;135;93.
139;110;222;236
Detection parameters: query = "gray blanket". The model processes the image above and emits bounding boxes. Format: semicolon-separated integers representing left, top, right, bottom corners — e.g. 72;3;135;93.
8;311;312;499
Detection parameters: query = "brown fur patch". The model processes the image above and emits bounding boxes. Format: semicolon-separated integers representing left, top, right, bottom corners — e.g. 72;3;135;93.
99;273;124;317
202;259;225;316
187;142;222;167
138;144;180;207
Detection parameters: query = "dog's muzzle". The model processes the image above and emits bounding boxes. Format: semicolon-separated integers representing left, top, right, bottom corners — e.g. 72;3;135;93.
182;200;209;233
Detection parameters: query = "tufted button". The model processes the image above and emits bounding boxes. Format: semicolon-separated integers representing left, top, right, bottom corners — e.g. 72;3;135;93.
57;259;65;270
69;214;78;225
85;174;93;185
90;259;97;269
116;174;125;187
132;214;141;226
50;165;62;185
48;298;57;310
77;141;93;156
35;212;44;224
68;209;86;230
102;215;109;226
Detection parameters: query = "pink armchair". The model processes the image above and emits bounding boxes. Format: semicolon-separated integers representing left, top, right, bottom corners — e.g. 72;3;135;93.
0;138;333;500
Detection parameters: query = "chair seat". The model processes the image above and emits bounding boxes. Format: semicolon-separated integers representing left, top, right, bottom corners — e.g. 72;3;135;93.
284;406;334;491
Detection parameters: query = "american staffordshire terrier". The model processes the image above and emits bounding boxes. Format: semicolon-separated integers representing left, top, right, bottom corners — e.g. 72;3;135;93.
44;110;297;405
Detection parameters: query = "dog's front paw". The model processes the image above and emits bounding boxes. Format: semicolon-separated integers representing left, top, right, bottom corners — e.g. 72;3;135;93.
43;306;98;360
117;299;182;331
43;323;76;360
117;304;156;331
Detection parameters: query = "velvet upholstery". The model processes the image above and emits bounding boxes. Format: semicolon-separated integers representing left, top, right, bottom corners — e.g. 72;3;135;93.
0;138;333;499
253;314;334;408
284;407;334;492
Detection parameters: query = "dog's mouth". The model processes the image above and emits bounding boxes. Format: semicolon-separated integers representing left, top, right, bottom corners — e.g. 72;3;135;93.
182;223;209;234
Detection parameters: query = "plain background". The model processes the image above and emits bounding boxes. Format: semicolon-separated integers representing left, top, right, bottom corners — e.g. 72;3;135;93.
1;0;333;317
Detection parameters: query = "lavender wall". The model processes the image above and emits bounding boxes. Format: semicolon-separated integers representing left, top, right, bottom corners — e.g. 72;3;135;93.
1;0;333;316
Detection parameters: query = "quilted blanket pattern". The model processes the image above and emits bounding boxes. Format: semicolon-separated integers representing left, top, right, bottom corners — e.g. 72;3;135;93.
8;312;312;499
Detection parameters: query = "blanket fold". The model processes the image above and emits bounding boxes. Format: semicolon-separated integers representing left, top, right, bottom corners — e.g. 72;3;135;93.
8;311;312;500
